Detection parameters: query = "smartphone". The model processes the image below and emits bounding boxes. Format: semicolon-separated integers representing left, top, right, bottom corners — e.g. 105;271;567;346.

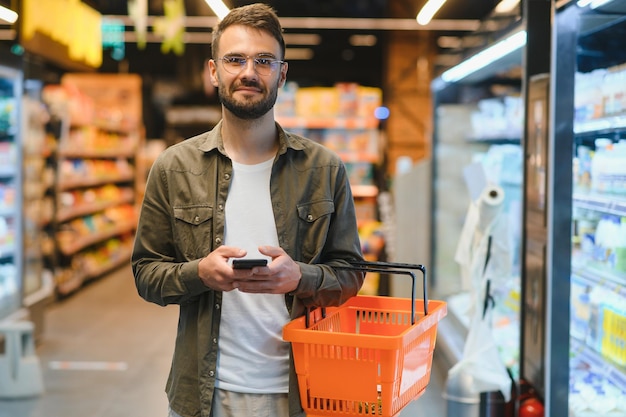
232;258;268;269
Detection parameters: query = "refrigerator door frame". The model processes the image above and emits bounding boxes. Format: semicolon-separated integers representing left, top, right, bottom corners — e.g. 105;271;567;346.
0;57;24;321
545;1;626;415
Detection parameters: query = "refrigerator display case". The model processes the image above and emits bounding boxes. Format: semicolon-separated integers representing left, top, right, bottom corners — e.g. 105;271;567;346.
430;23;525;380
0;58;23;321
539;0;626;415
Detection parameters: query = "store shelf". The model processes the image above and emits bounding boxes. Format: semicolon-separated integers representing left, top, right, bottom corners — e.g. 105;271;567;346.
0;206;14;217
466;135;521;144
575;114;626;134
58;147;137;159
82;248;133;280
571;337;626;391
0;60;23;320
0;126;18;138
0;166;16;177
56;194;135;223
57;221;136;256
571;268;626;296
352;184;379;198
574;192;626;216
0;242;16;258
40;74;144;295
57;174;135;192
276;115;380;130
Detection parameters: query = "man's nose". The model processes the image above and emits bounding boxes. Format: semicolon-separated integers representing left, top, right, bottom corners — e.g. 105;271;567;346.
240;58;257;76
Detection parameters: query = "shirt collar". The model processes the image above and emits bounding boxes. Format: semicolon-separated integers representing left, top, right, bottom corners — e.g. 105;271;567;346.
197;120;307;155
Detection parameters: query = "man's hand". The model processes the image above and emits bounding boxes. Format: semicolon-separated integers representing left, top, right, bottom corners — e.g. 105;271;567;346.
198;245;301;294
233;245;302;294
198;246;248;291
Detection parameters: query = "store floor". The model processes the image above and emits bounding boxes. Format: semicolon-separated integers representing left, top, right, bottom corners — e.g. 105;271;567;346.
0;265;448;417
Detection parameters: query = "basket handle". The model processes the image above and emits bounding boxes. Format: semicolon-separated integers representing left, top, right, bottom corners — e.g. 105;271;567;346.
304;261;428;327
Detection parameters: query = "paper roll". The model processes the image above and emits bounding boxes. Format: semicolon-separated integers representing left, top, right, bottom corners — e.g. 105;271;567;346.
477;185;504;232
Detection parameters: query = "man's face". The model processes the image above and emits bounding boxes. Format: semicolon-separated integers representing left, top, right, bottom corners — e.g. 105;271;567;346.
209;25;287;120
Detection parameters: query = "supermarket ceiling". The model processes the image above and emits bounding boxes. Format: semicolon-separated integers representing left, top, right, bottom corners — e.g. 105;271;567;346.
84;0;518;86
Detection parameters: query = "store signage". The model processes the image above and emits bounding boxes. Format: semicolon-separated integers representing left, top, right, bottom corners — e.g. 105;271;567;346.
102;18;125;61
20;0;102;69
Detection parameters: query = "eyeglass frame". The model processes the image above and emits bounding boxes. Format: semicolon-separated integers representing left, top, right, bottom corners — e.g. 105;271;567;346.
217;54;286;76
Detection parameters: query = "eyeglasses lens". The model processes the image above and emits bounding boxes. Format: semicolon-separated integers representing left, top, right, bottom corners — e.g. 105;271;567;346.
221;57;280;76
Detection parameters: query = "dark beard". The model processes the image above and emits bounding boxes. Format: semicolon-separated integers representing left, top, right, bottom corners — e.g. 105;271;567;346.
218;80;279;120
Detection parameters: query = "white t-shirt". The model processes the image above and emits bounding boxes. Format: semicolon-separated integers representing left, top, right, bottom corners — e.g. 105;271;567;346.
216;158;291;394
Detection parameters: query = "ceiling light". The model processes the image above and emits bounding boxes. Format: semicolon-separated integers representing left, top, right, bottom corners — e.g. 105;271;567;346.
439;29;526;83
0;5;18;24
588;0;614;8
576;0;614;6
204;0;229;20
349;34;377;47
285;48;314;60
495;0;520;13
416;0;447;26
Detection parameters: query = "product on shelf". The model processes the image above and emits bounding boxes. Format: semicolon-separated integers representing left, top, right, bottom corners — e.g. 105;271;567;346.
569;356;626;417
470;96;523;140
576;63;626;124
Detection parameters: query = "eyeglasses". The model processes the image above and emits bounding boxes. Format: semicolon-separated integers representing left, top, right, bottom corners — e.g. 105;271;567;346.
219;55;285;76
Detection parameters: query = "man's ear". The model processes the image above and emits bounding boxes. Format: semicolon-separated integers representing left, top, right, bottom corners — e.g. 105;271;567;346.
206;59;219;87
203;60;217;96
278;61;288;88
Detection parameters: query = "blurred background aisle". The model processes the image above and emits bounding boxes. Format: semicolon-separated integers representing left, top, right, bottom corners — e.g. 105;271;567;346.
0;265;177;417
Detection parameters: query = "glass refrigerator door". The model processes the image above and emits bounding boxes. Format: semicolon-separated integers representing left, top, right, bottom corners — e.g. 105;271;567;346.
0;63;23;320
552;1;626;416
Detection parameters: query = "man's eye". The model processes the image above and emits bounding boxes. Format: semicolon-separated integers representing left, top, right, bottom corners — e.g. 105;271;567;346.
225;57;244;64
256;58;272;66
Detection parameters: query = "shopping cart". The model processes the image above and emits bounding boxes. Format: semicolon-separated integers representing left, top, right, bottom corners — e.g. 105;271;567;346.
283;261;447;417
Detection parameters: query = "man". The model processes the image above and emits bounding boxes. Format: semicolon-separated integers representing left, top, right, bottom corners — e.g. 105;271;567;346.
131;3;365;417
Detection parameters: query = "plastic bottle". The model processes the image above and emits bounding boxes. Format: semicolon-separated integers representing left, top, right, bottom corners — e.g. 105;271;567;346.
605;215;622;270
591;138;612;193
615;217;626;273
586;286;604;353
612;140;626;194
593;215;609;263
577;145;592;191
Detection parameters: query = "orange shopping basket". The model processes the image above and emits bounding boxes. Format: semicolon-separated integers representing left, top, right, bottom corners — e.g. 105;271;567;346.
283;261;447;417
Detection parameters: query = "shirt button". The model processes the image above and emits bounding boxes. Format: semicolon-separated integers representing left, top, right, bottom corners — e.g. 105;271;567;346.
215;304;220;310
213;338;217;344
194;215;200;223
215;237;222;245
218;204;224;211
209;371;215;377
307;214;313;222
224;173;231;180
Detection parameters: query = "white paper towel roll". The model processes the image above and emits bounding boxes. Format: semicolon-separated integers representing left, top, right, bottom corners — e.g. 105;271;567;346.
477;185;504;232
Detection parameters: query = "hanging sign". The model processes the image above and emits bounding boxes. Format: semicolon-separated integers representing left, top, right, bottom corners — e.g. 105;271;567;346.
102;18;125;61
20;0;102;70
128;0;148;49
153;0;186;56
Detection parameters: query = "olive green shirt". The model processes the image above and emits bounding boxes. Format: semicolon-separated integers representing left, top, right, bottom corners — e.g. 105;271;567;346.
131;121;365;417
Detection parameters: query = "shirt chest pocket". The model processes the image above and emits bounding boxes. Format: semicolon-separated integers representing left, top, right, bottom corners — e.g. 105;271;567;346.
173;206;214;259
296;200;335;262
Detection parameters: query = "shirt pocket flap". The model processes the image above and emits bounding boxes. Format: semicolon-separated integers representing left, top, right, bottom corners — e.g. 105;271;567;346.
174;206;213;225
297;200;335;223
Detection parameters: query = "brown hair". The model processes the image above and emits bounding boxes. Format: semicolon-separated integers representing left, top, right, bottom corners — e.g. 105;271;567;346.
211;3;286;59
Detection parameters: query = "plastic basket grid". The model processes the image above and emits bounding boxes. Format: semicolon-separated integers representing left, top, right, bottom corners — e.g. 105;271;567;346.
283;295;447;417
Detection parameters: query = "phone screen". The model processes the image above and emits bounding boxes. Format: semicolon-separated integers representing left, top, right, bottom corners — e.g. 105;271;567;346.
232;259;268;269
